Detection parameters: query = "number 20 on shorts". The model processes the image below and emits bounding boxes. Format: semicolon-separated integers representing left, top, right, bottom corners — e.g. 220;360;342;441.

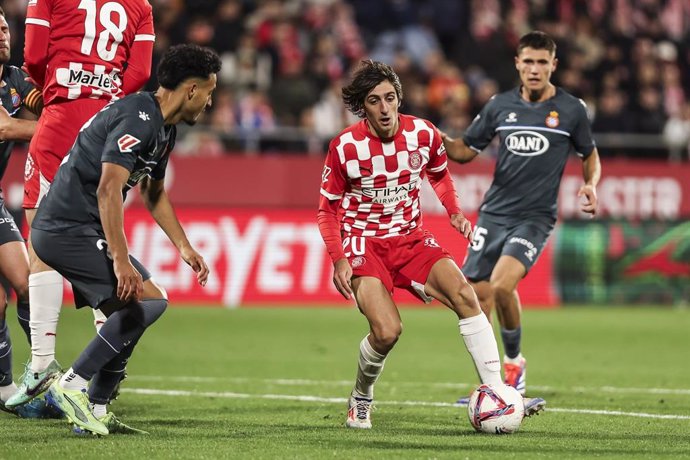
342;236;365;257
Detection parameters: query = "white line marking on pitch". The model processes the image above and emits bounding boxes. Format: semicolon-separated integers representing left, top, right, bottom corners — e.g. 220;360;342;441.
121;388;690;421
127;375;690;395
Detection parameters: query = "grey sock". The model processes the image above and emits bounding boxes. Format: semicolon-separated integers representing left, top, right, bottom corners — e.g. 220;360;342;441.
0;319;12;386
16;299;31;345
73;299;167;380
501;327;522;359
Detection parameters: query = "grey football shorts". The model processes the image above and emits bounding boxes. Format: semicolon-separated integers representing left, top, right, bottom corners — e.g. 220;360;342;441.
31;228;151;309
0;199;24;245
461;213;555;282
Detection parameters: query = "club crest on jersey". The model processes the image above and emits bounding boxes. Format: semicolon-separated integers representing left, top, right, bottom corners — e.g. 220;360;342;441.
424;237;440;248
24;153;36;181
545;111;559;128
351;256;366;268
408;151;422;169
10;88;21;108
118;134;141;153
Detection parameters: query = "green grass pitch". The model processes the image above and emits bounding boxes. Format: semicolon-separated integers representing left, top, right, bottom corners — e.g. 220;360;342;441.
2;305;689;459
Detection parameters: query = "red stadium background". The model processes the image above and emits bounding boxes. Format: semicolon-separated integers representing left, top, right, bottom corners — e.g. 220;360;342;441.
3;153;689;308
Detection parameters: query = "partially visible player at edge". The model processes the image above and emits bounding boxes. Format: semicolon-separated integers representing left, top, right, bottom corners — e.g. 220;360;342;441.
317;60;545;429
442;31;601;401
32;44;217;435
0;6;53;418
8;0;155;409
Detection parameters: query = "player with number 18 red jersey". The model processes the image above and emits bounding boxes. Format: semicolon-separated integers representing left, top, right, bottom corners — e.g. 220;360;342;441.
23;0;154;209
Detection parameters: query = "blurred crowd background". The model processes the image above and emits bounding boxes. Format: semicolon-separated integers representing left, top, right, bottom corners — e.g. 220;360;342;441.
3;0;690;160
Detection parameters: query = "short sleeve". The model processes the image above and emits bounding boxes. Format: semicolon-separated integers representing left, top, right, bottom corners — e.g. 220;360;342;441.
463;95;499;152
26;0;52;23
135;3;155;37
571;99;596;158
319;139;347;201
101;105;156;171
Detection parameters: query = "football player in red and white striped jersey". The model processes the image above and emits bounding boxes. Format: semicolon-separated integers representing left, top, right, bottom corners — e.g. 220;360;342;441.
317;60;504;429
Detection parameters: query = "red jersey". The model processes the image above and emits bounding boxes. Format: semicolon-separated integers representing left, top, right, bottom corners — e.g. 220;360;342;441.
320;114;449;238
24;0;154;105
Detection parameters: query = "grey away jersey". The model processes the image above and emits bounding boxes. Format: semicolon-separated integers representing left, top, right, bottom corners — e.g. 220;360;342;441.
0;65;38;181
463;87;595;220
33;92;176;236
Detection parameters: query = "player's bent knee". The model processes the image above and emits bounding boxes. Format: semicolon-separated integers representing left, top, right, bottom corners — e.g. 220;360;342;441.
143;278;167;301
371;323;402;349
448;282;482;317
491;283;514;304
138;299;168;328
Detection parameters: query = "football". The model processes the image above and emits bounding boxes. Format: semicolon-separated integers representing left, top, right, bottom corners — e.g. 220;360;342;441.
467;383;525;434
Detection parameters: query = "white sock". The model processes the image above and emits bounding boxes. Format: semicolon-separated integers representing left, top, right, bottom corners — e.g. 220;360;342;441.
91;403;107;418
93;309;107;332
459;313;502;385
29;271;63;372
59;368;88;391
0;382;18;401
353;335;387;399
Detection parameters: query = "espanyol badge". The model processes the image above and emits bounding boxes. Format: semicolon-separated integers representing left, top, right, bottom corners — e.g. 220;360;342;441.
10;88;21;108
408;151;422;169
545;111;559;128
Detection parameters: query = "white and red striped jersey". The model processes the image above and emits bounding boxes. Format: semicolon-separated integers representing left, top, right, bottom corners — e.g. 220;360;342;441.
24;0;154;105
320;114;449;238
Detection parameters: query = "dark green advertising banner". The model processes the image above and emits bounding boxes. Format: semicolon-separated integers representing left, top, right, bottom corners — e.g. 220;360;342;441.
555;220;690;304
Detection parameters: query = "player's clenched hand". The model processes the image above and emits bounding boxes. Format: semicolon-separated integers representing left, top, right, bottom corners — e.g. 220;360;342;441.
333;258;353;300
450;213;474;242
180;246;209;287
578;184;598;217
114;259;143;301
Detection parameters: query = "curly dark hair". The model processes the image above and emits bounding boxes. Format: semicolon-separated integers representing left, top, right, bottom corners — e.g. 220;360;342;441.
342;60;403;118
517;31;557;56
157;44;222;90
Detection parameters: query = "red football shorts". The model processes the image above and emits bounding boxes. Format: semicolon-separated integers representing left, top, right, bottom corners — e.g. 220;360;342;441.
344;229;453;302
23;98;109;209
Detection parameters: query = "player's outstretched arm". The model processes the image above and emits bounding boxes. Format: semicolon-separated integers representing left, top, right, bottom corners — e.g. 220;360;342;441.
0;106;36;142
438;130;479;164
98;162;144;301
579;147;601;217
140;176;209;286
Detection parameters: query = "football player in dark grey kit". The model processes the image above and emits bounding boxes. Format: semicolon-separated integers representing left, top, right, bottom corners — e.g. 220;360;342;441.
28;44;219;435
0;6;54;418
442;31;601;401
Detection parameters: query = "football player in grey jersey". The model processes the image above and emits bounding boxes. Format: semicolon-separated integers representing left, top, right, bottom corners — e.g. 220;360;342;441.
20;44;218;435
442;31;601;400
